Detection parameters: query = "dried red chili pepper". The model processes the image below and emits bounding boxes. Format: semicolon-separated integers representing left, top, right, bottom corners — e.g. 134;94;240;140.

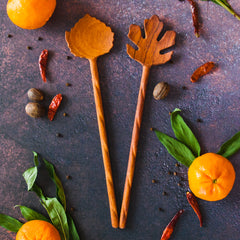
191;61;215;82
186;0;200;37
161;209;184;240
39;49;48;82
48;94;62;121
186;191;203;227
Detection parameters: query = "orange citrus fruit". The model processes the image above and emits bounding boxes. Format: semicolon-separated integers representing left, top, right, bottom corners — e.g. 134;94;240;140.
16;220;61;240
188;153;235;201
7;0;56;29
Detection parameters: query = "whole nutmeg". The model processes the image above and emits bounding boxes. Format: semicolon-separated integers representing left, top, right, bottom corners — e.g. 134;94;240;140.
153;82;170;100
25;102;45;118
27;88;44;102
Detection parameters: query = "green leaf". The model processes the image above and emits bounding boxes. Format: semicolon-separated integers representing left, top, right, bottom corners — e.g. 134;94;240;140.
0;213;23;233
15;205;49;222
217;131;240;158
171;108;201;157
23;166;38;191
153;129;196;167
67;214;80;240
42;198;69;240
43;159;66;211
23;152;39;191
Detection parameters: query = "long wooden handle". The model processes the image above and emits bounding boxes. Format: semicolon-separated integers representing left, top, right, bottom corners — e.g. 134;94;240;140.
89;58;118;228
119;65;151;229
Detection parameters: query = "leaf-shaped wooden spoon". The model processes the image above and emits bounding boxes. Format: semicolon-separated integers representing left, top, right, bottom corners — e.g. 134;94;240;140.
65;14;118;228
119;15;176;229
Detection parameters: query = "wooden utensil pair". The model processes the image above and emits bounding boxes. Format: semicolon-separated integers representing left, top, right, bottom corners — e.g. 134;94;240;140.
66;14;176;229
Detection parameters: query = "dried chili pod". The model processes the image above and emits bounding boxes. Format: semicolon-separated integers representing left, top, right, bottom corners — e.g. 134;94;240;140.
161;209;184;240
39;49;48;82
191;61;215;82
186;191;203;227
48;94;62;121
187;0;200;38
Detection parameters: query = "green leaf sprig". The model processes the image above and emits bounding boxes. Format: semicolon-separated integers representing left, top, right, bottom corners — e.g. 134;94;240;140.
0;152;80;240
153;108;240;167
201;0;240;20
152;108;200;167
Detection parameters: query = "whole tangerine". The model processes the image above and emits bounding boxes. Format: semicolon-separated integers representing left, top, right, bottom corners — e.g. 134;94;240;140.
16;220;61;240
188;153;235;201
7;0;56;30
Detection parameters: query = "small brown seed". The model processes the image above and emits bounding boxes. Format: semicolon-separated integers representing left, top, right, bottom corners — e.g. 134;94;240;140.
152;179;157;183
38;37;43;41
175;163;180;167
63;113;68;117
153;82;170;100
66;175;71;180
27;88;44;102
27;46;32;50
173;172;177;176
162;191;167;196
25;102;45;118
66;82;72;87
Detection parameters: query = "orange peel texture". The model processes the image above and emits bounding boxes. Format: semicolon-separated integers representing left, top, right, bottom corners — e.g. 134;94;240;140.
7;0;56;29
188;153;235;201
16;220;61;240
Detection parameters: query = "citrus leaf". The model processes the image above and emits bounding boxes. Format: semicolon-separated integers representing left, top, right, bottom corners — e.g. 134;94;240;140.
217;131;240;158
42;198;69;240
43;159;66;211
23;152;39;191
171;108;201;157
153;129;195;167
23;166;38;191
15;205;49;222
67;214;80;240
0;213;23;233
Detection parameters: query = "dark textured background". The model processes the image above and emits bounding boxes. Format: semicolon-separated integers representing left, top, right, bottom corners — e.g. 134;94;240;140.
0;0;240;239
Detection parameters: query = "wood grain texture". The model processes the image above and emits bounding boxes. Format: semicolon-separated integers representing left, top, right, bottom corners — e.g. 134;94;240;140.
0;0;240;239
66;15;118;228
89;58;118;228
120;15;176;228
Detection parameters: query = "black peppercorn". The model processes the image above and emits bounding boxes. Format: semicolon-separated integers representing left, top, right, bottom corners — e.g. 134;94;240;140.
56;133;63;137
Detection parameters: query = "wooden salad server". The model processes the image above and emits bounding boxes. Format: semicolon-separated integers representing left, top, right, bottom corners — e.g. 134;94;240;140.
119;15;176;229
65;14;118;228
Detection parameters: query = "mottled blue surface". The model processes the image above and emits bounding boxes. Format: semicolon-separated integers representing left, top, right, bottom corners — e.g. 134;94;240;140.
0;0;240;239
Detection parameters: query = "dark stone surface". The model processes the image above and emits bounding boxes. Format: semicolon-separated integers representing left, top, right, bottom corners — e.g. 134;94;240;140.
0;0;240;239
